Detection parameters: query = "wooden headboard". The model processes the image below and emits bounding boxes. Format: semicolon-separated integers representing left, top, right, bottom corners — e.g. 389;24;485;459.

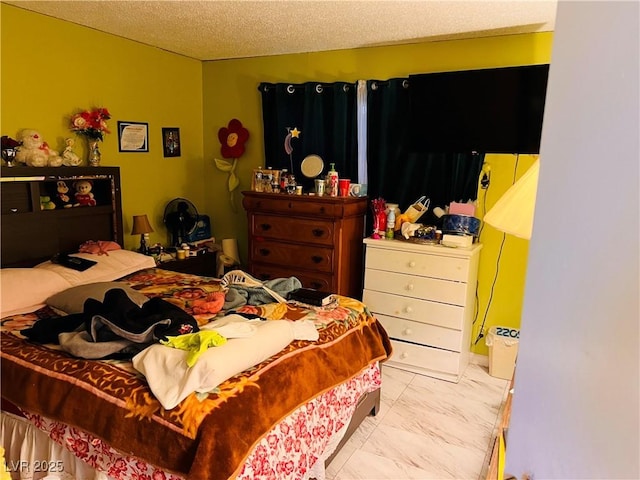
1;166;123;267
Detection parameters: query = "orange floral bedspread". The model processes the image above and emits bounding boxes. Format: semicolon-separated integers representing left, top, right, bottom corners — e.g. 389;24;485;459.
0;268;392;480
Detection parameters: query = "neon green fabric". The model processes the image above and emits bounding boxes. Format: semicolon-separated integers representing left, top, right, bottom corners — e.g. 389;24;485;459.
161;330;227;367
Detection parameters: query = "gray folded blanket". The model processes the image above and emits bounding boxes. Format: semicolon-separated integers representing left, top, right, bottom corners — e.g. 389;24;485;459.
223;276;302;309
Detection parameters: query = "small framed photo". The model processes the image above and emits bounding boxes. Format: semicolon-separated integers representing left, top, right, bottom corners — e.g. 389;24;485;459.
162;127;181;157
118;121;149;152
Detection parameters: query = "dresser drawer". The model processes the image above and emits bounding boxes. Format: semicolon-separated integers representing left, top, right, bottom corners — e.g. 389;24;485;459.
365;246;470;282
250;213;334;246
362;289;464;330
244;195;342;218
376;313;464;352
364;268;468;305
250;263;333;291
387;339;461;376
250;239;334;273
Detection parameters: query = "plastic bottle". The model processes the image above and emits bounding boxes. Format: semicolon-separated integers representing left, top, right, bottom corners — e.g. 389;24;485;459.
327;163;339;197
385;208;395;239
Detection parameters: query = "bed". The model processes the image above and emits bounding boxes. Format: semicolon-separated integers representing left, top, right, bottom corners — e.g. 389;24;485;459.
0;167;392;480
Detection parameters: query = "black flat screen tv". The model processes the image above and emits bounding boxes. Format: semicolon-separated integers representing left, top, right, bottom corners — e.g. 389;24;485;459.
409;64;549;154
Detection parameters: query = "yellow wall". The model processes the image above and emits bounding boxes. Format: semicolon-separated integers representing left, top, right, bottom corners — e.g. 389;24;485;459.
0;4;204;249
1;4;553;355
202;34;552;354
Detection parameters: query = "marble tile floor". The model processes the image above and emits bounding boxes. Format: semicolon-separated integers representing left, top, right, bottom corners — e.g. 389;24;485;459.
326;363;510;480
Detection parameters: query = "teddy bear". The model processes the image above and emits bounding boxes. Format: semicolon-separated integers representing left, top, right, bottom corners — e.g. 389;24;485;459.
15;129;62;167
54;180;73;208
73;179;96;207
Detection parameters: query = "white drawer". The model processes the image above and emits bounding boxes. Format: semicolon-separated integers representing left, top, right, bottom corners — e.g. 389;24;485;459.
377;314;464;352
364;268;467;305
366;246;470;282
387;339;461;377
363;289;464;330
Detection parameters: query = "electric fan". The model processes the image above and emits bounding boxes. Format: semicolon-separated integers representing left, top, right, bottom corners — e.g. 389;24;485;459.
163;198;199;246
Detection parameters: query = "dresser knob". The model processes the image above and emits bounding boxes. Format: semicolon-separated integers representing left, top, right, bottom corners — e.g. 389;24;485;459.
10;208;18;213
260;223;272;231
310;282;323;289
312;228;324;237
259;248;271;256
404;306;413;314
403;328;413;336
400;352;409;359
406;284;414;291
319;207;325;214
311;255;323;264
408;261;416;268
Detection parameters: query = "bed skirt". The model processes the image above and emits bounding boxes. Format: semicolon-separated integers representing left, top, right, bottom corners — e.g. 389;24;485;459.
2;363;381;480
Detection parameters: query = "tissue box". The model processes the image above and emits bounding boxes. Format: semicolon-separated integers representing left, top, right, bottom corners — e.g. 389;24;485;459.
442;234;473;248
449;202;476;216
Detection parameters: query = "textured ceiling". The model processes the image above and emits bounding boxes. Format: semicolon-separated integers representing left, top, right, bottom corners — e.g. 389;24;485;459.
4;0;557;61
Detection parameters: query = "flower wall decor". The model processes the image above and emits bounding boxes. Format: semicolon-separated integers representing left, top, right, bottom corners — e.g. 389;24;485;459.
215;119;249;210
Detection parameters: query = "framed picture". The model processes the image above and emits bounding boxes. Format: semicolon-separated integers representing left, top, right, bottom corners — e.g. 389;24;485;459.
118;121;149;152
162;127;181;157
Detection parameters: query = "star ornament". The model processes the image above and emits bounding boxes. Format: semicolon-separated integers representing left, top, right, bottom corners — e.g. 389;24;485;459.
290;127;301;138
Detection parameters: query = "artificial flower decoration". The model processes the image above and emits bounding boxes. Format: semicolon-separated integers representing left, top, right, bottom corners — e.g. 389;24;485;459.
1;135;21;150
215;119;250;205
70;107;111;141
218;118;249;159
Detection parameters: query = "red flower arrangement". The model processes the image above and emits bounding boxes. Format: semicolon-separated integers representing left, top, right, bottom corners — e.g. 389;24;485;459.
218;119;249;159
70;107;111;141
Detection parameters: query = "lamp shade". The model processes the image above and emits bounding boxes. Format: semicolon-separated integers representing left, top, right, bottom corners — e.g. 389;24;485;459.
131;214;154;235
483;159;540;240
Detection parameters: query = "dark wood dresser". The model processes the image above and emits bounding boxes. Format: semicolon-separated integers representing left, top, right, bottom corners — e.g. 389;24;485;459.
242;191;368;299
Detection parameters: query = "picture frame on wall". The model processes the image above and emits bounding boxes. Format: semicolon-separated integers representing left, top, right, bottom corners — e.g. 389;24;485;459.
162;127;181;157
118;121;149;152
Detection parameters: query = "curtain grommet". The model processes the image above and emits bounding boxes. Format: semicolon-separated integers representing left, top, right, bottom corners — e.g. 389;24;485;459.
316;84;323;94
287;85;295;94
402;80;409;89
371;82;378;91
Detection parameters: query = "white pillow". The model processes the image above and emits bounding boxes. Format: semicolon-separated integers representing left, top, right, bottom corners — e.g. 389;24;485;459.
133;320;295;410
1;268;73;318
35;250;156;285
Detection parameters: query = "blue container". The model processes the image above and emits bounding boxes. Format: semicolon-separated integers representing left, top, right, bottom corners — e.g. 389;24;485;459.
442;214;481;237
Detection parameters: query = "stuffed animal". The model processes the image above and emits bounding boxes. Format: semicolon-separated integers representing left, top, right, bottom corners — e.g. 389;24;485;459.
73;179;96;207
15;129;62;167
39;196;56;210
54;180;73;208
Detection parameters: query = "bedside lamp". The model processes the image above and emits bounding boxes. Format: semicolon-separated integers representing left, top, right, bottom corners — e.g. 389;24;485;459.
131;214;154;254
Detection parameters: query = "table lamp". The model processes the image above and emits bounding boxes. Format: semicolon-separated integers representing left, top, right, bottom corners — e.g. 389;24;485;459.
483;159;540;240
131;214;154;254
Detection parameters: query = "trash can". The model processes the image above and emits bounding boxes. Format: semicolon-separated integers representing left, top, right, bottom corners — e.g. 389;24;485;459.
485;326;520;380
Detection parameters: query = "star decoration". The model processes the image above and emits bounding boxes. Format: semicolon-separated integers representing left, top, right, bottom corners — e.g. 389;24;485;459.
290;127;301;138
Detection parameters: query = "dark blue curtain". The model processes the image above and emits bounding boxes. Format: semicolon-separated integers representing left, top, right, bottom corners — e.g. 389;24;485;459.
366;78;484;226
259;82;357;191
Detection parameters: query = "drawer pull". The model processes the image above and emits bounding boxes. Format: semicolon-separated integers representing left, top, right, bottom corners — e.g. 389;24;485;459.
259;248;271;257
405;283;414;291
310;282;323;289
400;352;409;359
257;273;272;280
259;223;272;231
319;207;325;214
408;261;416;268
403;328;413;336
10;208;18;213
311;255;323;264
404;306;413;314
312;228;324;237
288;202;293;209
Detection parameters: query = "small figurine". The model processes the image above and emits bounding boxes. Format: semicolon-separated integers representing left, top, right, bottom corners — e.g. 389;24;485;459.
73;179;96;207
61;137;81;166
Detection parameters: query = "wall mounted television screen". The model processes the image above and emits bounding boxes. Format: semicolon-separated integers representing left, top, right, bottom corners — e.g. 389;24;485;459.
409;64;549;154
